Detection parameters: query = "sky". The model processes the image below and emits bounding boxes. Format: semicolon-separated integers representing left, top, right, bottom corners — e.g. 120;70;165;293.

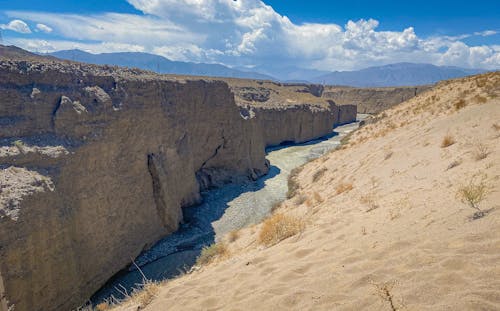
0;0;499;71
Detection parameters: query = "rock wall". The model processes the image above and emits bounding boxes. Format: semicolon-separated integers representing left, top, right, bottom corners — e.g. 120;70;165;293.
322;85;432;114
0;60;356;311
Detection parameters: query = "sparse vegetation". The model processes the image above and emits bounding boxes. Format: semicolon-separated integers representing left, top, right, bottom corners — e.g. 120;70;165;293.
474;143;490;161
335;182;353;195
258;213;305;246
457;175;489;219
441;134;456;148
196;242;230;266
312;167;327;182
454;99;466;110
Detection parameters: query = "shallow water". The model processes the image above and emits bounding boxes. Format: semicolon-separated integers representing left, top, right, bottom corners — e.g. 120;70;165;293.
92;116;365;303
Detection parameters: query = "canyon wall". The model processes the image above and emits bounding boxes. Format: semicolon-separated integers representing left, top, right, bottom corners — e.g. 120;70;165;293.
322;85;432;114
0;59;356;311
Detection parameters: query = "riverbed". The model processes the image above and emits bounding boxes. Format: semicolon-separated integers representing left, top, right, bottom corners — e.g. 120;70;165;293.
93;115;365;303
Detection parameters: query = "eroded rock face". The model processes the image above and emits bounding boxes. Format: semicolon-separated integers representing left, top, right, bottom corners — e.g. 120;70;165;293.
0;60;356;311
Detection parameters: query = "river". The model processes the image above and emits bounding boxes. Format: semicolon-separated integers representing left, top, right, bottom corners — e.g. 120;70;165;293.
92;115;366;303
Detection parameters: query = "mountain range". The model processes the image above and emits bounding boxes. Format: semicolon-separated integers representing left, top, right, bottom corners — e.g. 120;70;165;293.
47;49;488;87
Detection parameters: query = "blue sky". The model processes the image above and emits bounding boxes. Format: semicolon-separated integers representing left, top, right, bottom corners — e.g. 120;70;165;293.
0;0;499;71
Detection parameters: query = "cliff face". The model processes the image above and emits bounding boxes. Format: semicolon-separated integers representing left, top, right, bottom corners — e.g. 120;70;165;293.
322;85;432;114
0;60;356;311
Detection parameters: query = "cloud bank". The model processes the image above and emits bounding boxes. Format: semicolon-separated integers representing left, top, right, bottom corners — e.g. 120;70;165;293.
2;0;500;71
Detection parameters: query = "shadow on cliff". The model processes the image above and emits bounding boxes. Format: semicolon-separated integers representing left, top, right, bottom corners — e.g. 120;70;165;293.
92;164;281;303
266;130;339;153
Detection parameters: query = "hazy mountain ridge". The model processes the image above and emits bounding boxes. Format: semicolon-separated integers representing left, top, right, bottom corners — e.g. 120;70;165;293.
311;62;487;87
48;50;276;80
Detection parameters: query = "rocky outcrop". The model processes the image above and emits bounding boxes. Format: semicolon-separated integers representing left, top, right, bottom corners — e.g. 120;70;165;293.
0;59;356;311
322;85;432;114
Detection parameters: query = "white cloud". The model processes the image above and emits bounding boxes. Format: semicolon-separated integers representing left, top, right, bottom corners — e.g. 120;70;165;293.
35;23;52;33
3;1;500;71
0;19;31;34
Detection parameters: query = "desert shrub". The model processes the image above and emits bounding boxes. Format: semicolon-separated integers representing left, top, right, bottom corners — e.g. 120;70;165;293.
474;143;490;161
258;213;305;246
457;176;488;219
335;182;353;195
196;242;230;265
312;167;328;182
441;134;456;148
454;99;466;110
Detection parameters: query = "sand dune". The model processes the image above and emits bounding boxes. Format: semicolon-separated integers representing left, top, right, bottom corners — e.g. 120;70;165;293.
114;72;500;311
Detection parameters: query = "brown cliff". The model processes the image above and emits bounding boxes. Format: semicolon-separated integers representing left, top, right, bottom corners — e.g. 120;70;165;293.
0;56;356;311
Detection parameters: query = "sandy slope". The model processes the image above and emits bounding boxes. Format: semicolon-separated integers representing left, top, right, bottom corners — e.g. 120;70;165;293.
115;72;500;311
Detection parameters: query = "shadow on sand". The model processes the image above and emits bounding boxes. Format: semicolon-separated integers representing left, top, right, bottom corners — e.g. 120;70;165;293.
91;164;281;303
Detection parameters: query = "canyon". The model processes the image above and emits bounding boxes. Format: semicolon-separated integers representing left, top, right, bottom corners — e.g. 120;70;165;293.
0;46;426;311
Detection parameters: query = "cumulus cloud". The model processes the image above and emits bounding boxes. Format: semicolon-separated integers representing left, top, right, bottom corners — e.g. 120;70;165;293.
3;0;500;71
0;19;31;34
35;23;52;33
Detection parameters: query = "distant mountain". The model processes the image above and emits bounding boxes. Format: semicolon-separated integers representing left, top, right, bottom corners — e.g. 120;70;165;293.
238;64;329;82
311;63;487;87
48;50;275;80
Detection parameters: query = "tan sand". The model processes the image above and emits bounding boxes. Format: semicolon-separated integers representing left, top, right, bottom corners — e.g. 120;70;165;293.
115;72;500;311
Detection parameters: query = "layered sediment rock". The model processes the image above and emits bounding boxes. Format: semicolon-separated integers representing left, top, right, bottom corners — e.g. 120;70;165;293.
0;58;356;311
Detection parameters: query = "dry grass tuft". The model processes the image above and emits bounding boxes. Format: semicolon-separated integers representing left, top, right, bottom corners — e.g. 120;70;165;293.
457;175;489;219
441;134;456;148
258;213;305;246
360;193;379;212
335;182;354;195
95;303;110;311
454;99;466;110
131;281;160;309
474;143;490;161
196;242;230;266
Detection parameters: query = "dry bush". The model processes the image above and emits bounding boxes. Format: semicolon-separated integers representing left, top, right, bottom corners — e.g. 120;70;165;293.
228;230;240;242
454;99;466;110
441;134;456;148
312;167;328;182
474;143;490;161
196;242;230;266
130;281;160;309
258;213;305;246
335;182;353;195
457;175;488;219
